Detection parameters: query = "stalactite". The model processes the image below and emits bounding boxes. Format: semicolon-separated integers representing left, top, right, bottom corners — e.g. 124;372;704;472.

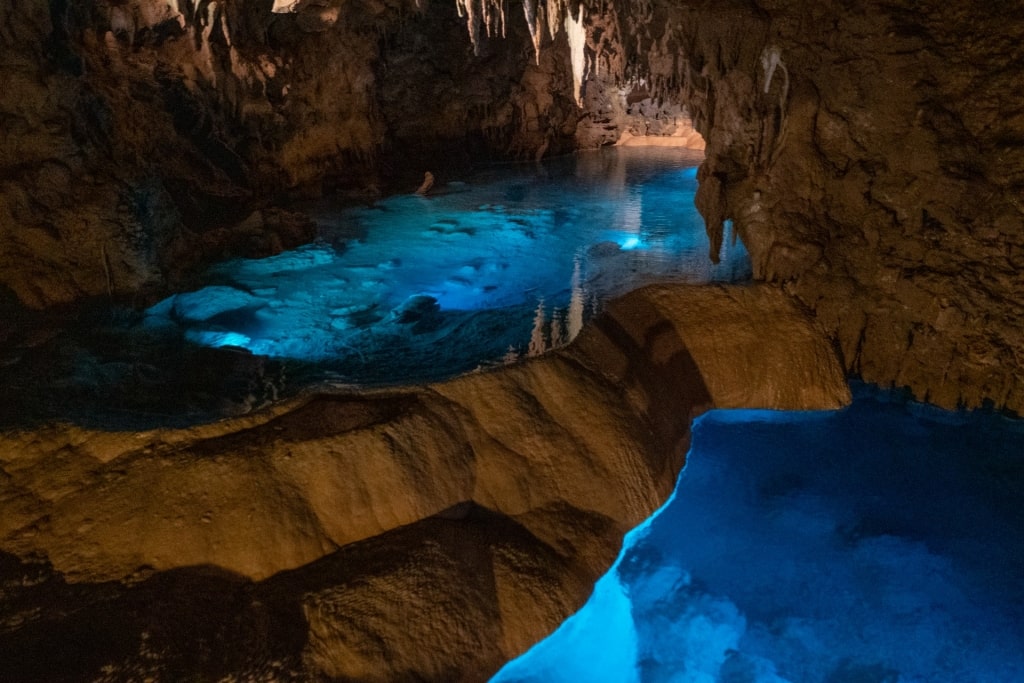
455;0;508;54
545;0;560;41
271;0;299;12
522;0;542;64
565;2;585;106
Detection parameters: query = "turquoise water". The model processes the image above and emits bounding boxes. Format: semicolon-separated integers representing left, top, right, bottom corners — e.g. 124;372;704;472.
0;147;748;426
2;147;1021;682
494;384;1024;683
146;147;748;381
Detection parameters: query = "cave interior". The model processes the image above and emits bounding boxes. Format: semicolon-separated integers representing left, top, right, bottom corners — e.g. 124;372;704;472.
0;0;1022;681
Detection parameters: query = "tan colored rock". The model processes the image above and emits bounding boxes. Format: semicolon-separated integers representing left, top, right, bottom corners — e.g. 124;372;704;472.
0;283;847;680
1;283;847;584
608;1;1024;414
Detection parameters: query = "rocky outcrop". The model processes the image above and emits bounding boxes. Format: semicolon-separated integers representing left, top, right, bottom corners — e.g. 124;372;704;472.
453;0;1024;412
0;283;849;681
590;0;1024;413
4;0;1023;409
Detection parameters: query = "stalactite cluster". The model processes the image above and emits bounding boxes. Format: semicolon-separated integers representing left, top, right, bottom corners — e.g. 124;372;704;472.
454;0;507;54
458;0;589;102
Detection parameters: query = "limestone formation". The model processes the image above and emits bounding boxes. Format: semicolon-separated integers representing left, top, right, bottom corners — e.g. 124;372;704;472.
2;0;1024;674
0;0;581;308
601;2;1024;414
0;284;849;680
4;0;1022;412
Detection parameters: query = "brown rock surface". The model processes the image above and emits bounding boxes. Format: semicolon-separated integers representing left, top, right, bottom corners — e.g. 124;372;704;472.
593;0;1024;413
5;0;1020;416
6;0;1021;413
0;283;849;681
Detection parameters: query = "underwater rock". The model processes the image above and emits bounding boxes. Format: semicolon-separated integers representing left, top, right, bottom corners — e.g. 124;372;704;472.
170;286;264;323
392;294;440;324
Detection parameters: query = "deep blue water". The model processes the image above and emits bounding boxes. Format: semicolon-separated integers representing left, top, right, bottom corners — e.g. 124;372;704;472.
493;384;1024;683
3;146;1021;682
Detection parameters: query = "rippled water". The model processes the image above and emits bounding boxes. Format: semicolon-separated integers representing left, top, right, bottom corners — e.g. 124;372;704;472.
1;147;749;426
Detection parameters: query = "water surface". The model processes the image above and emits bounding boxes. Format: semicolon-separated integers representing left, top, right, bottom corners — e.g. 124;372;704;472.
0;147;748;427
494;384;1024;683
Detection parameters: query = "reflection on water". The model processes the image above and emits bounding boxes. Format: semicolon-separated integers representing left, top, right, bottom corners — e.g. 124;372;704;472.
151;147;748;371
1;147;749;427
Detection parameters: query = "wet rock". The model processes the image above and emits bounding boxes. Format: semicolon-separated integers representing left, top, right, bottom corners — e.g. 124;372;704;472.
392;294;441;325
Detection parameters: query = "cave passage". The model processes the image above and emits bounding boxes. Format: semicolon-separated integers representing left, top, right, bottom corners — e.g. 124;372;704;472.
493;384;1024;683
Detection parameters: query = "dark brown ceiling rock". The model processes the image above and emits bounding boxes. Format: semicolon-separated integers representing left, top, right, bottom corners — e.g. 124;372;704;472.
0;0;580;308
0;283;849;680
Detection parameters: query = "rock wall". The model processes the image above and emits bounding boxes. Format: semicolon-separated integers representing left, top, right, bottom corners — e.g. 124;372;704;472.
0;0;582;308
3;2;1022;410
594;0;1024;413
0;284;850;681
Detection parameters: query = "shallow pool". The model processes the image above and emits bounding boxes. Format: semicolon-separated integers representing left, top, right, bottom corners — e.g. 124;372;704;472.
146;146;748;380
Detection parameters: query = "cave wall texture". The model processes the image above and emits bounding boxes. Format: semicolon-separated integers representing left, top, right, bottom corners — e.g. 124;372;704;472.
0;0;583;309
1;0;1023;413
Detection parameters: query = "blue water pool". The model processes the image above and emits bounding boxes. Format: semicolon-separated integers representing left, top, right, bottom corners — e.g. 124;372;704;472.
493;383;1024;683
2;147;753;428
1;147;749;426
144;147;748;384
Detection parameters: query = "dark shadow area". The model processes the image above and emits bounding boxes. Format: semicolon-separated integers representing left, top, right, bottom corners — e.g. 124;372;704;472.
0;501;622;682
0;553;307;682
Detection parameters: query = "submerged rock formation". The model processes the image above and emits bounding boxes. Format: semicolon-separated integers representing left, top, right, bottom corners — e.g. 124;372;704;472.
0;284;850;681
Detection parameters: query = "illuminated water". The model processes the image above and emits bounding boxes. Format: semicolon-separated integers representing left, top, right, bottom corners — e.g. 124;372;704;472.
0;147;749;426
493;384;1024;683
1;149;1021;682
147;147;747;381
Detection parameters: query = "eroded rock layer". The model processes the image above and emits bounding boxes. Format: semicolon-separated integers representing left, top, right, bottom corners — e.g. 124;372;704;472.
0;283;849;681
